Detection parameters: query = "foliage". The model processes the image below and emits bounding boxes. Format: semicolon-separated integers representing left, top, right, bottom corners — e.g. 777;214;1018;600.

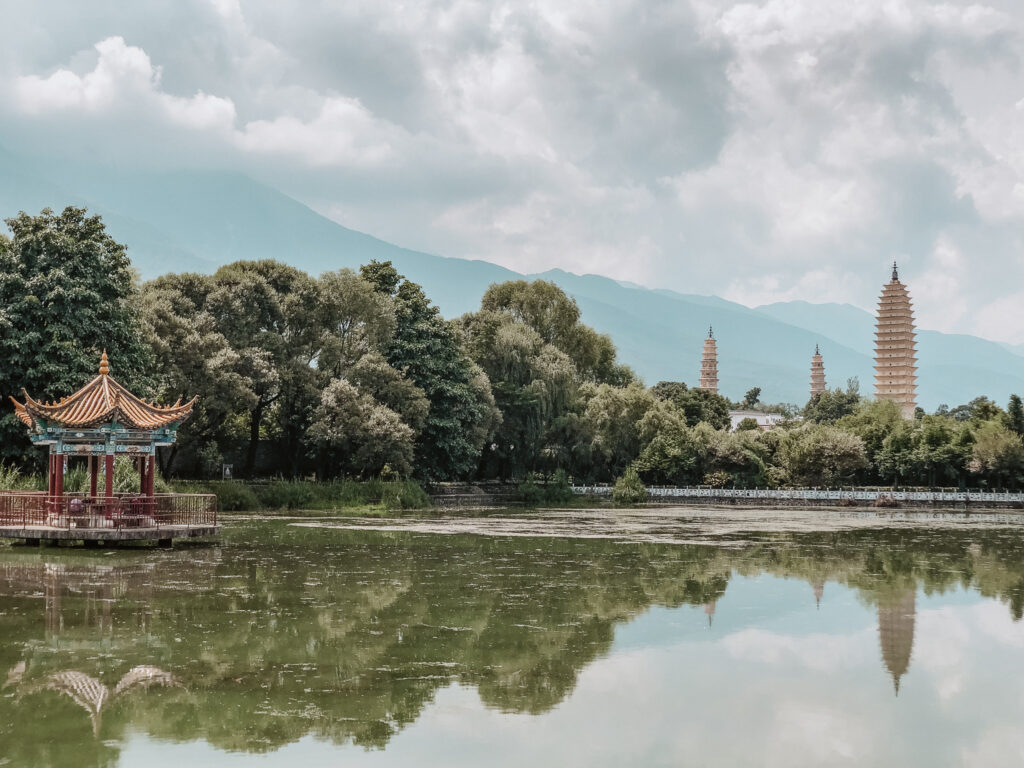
612;467;647;505
779;425;868;486
650;381;731;430
0;207;152;467
517;469;575;506
741;388;761;409
736;417;759;431
804;378;861;423
364;261;500;480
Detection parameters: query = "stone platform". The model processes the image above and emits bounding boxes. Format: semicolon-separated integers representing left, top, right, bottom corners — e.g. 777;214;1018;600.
2;524;222;546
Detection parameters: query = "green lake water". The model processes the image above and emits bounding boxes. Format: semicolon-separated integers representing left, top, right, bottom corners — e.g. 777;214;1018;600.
2;509;1024;767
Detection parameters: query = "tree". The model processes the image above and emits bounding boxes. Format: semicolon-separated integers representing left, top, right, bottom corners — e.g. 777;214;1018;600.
804;378;861;423
736;417;759;431
0;207;152;466
1006;394;1024;437
308;380;415;477
779;425;868;486
741;388;761;409
651;381;731;430
969;421;1024;489
141;272;255;475
362;261;499;480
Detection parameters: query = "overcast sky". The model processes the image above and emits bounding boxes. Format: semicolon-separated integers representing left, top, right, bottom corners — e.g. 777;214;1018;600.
2;0;1024;341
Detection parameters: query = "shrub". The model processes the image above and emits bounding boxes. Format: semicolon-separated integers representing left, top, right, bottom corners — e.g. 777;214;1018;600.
256;481;315;510
612;467;648;506
546;469;575;503
517;473;545;505
382;481;431;511
208;482;260;511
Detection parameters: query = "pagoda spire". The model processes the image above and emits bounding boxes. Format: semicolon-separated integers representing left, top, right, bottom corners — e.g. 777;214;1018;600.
874;265;918;419
99;350;109;376
892;261;899;282
810;346;826;397
699;328;719;393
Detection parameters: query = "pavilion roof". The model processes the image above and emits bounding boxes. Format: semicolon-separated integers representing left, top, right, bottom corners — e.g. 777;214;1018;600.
10;352;196;431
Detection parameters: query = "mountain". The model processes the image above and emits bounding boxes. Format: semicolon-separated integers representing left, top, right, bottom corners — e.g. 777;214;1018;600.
3;148;1024;410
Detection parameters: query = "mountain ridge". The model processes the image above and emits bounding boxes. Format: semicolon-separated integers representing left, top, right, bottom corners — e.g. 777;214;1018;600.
2;148;1022;409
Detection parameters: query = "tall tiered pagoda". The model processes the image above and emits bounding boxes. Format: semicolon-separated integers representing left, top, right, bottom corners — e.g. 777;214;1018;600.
699;327;719;393
2;352;217;546
810;345;826;397
874;263;918;419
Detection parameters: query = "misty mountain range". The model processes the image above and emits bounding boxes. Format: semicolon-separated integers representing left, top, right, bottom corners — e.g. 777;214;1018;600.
1;146;1018;410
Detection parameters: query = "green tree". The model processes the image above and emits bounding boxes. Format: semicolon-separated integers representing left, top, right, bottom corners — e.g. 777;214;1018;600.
804;378;861;423
0;207;152;466
362;261;499;480
308;379;415;477
736;417;759;431
741;388;761;409
1006;394;1024;437
779;425;868;486
969;421;1024;488
651;381;731;430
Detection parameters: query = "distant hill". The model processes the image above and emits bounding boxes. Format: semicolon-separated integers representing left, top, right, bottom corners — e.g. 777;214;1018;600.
3;147;1024;410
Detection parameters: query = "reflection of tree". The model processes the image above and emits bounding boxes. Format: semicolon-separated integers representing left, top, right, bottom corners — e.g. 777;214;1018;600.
2;525;1024;762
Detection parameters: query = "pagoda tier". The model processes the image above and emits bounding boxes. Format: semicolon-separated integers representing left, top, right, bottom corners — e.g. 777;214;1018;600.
12;352;195;431
874;264;918;419
699;327;719;393
810;345;826;397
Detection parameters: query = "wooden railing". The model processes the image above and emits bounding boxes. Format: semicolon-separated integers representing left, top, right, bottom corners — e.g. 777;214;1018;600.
0;492;217;530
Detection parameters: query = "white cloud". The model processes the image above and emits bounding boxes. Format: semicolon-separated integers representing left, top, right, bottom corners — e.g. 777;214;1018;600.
4;1;1024;339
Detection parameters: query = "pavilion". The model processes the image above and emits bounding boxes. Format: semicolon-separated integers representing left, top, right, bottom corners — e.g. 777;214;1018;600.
1;352;218;546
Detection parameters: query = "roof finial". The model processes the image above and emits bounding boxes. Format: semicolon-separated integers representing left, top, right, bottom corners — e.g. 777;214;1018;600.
815;343;820;355
708;325;714;340
99;351;109;376
892;261;899;282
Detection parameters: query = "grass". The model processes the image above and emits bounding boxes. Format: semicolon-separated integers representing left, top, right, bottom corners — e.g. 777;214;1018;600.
169;478;432;513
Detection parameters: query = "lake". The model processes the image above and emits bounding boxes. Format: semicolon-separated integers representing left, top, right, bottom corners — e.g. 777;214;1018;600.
2;508;1024;767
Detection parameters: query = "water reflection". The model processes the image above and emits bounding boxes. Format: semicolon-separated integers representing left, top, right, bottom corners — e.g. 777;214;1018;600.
0;517;1023;766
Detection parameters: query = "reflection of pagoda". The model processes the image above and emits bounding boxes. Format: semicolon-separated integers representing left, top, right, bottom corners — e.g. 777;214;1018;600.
877;588;916;695
812;579;824;609
699;327;719;393
703;599;716;627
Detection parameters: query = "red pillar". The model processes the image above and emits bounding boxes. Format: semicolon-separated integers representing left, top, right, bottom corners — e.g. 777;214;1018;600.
47;454;54;497
89;456;98;497
147;456;156;497
104;454;114;498
138;457;146;495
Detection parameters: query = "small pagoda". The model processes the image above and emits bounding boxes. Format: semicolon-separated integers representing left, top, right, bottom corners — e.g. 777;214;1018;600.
810;345;827;397
699;327;719;393
2;352;217;545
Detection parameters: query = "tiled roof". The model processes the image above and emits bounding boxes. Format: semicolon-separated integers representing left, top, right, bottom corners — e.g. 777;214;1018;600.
10;352;195;431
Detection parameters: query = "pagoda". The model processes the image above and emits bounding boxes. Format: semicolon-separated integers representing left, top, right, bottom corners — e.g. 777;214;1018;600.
2;352;217;545
874;263;918;419
810;345;827;397
699;327;719;393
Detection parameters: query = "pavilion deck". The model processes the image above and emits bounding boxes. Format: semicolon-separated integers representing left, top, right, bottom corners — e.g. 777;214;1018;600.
0;492;219;545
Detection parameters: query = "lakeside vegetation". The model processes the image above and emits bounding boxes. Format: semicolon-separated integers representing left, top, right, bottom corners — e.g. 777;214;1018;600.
5;206;1024;501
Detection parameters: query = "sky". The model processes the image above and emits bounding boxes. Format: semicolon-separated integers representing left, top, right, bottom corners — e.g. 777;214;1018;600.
2;0;1024;341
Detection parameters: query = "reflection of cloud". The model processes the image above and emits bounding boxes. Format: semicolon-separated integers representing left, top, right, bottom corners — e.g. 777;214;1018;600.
766;704;871;767
961;725;1024;768
722;627;874;671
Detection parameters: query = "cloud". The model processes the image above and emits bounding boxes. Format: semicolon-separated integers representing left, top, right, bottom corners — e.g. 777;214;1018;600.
14;36;237;133
3;1;1024;343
